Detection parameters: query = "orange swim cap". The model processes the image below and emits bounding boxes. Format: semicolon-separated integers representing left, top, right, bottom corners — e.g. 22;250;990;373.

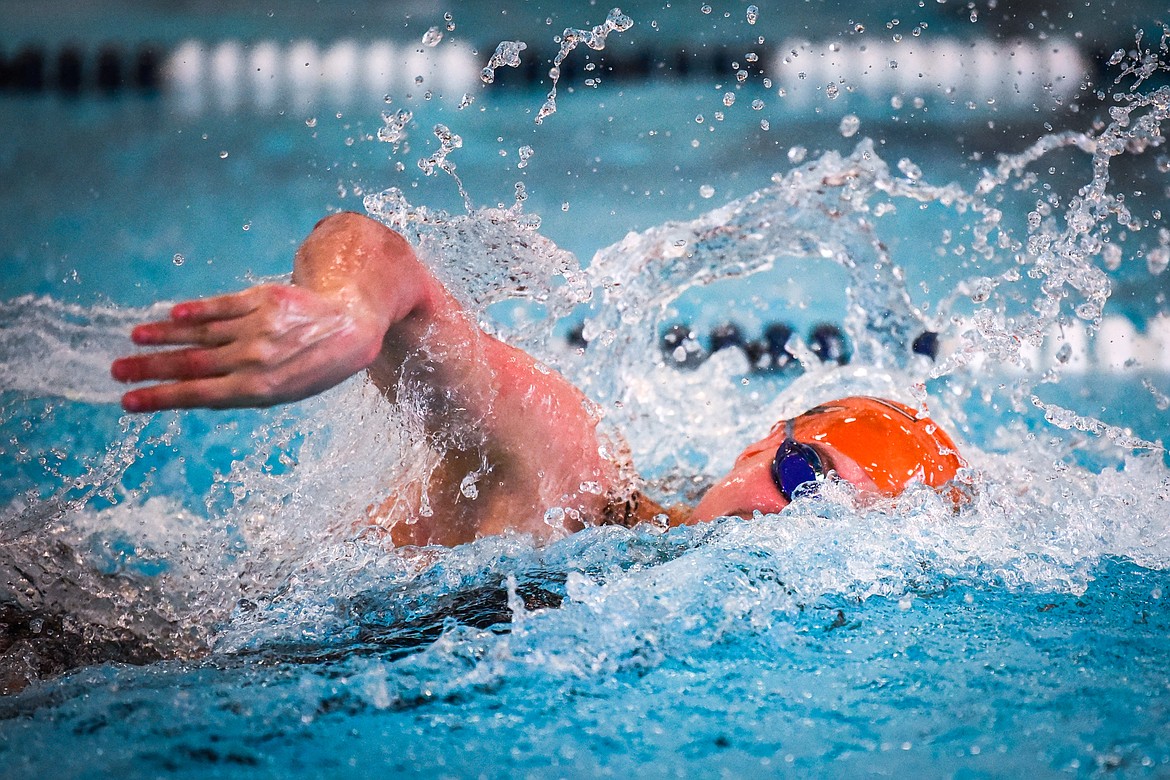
790;396;964;496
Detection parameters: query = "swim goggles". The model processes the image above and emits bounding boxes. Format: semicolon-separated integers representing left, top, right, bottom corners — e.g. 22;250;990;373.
769;419;830;501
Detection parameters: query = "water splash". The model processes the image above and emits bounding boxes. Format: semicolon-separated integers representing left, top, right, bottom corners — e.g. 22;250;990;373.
480;40;527;84
0;297;170;404
376;108;412;150
535;8;634;125
416;124;471;211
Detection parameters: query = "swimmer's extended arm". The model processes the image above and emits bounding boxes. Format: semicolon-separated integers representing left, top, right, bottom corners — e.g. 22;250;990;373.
113;212;621;544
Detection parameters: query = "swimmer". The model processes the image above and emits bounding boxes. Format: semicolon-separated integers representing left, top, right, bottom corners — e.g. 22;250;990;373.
111;212;964;546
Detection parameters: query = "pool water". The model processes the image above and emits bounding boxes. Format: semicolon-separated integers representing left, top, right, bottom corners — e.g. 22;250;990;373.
4;2;1170;777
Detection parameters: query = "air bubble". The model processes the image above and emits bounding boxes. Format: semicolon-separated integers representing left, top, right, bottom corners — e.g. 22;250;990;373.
699;184;715;198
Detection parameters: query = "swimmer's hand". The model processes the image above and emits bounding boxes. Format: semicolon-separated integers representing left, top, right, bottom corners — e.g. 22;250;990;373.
112;213;426;412
111;283;389;412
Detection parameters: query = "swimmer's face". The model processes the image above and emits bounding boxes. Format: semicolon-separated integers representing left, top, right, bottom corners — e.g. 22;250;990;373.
689;397;964;522
690;420;878;522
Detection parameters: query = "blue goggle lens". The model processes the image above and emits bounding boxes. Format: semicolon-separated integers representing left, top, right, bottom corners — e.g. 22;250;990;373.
771;440;824;501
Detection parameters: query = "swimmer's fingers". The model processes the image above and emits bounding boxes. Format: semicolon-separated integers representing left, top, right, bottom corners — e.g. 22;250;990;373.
128;287;270;345
120;375;272;413
111;343;241;385
130;317;240;348
168;288;266;324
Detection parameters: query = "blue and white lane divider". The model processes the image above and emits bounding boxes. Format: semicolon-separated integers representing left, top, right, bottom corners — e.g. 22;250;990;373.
770;38;1087;109
3;36;1090;114
647;314;1170;375
166;39;481;111
939;314;1170;374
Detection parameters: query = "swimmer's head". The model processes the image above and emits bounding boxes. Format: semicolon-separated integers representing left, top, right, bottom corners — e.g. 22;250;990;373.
691;396;965;521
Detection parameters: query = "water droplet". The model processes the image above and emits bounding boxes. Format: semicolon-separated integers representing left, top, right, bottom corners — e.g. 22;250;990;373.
787;145;807;163
481;40;528;84
242;221;251;231
701;4;712;14
839;114;860;137
517;145;535;169
723;92;736;106
422;26;443;47
305;117;317;128
561;201;570;211
699;184;715;198
826;82;840;99
172;253;185;266
760;119;770;130
219;150;229;159
752;99;765;110
746;5;759;24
